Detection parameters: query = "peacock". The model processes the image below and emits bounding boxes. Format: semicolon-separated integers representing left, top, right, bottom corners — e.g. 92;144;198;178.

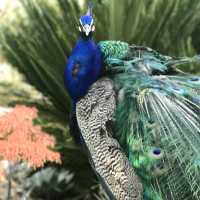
64;4;200;200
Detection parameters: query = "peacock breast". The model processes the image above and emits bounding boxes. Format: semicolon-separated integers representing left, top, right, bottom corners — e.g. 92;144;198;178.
64;39;102;101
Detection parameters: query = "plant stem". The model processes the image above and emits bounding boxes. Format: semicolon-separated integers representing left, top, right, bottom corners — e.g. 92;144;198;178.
6;164;12;200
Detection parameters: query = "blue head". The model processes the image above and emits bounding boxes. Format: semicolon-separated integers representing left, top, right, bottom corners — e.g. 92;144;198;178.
78;3;95;38
64;3;102;103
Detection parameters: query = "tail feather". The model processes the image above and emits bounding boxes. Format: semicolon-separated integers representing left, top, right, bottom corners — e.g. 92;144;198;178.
99;40;200;199
109;48;200;200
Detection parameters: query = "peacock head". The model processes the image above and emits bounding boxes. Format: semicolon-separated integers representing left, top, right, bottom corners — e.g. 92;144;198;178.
78;3;95;38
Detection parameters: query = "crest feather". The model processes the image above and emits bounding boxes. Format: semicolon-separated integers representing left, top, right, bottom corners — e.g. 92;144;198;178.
86;2;93;16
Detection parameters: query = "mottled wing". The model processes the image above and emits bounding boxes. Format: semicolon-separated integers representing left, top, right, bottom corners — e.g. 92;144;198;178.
76;78;143;200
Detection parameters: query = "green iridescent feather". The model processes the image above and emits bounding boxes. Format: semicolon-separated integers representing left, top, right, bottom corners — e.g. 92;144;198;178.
98;41;129;60
99;41;200;200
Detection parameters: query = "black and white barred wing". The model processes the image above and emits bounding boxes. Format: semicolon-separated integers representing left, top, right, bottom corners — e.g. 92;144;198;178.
76;78;143;200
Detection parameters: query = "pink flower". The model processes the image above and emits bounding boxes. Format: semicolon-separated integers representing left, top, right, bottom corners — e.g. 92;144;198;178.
0;105;61;168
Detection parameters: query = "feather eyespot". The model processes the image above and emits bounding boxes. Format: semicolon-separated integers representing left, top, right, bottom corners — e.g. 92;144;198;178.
188;77;200;84
148;147;163;160
153;148;161;155
190;77;199;82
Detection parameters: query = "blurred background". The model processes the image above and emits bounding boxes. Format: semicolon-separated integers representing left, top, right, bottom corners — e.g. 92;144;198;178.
0;0;200;199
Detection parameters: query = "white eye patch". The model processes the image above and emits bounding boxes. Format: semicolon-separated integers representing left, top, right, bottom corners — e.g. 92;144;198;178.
92;25;95;32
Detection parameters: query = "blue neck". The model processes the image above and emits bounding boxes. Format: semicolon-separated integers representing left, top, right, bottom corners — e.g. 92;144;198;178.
64;35;102;102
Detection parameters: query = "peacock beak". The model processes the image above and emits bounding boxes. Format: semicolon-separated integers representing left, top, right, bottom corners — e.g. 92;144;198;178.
83;24;92;36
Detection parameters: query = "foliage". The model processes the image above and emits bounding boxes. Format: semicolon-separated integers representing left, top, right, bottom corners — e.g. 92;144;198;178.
0;161;33;200
23;167;75;200
23;166;109;200
192;21;200;53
